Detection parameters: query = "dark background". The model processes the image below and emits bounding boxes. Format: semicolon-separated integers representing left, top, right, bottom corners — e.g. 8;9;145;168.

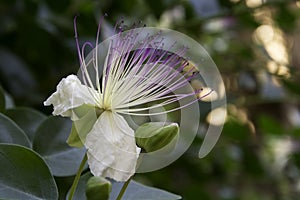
1;0;300;199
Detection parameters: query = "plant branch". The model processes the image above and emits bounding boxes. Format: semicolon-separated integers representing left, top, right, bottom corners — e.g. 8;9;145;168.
116;176;132;200
68;153;88;200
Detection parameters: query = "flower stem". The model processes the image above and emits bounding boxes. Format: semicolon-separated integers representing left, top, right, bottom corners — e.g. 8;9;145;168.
68;153;88;200
116;176;132;200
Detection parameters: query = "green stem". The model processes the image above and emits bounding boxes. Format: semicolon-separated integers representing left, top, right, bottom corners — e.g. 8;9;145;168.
68;153;88;200
116;176;132;200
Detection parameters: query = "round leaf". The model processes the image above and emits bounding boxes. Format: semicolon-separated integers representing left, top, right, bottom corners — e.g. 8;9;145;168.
0;144;58;200
33;116;86;176
0;113;30;147
5;107;47;141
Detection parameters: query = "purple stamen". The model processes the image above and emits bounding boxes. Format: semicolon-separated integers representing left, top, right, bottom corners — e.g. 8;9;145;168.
75;17;211;115
74;15;83;66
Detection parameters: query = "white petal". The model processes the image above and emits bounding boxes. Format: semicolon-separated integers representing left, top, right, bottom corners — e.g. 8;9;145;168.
44;75;99;118
85;111;141;182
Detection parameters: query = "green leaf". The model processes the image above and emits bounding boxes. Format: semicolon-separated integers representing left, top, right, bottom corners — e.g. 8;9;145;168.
0;144;58;200
109;180;182;200
33;116;86;176
5;107;47;142
0;113;31;147
67;173;181;200
0;48;37;99
0;86;4;113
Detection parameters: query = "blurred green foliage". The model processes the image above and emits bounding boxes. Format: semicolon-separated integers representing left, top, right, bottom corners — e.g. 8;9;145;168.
1;0;300;199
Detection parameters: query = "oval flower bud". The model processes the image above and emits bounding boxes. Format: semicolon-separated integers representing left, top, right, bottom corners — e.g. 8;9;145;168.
135;122;179;153
86;176;112;200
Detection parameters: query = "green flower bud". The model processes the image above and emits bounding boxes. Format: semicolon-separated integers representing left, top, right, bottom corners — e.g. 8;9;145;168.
135;122;179;152
86;176;112;200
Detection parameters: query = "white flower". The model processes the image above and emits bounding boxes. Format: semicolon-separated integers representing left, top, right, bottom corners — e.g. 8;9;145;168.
44;20;210;181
